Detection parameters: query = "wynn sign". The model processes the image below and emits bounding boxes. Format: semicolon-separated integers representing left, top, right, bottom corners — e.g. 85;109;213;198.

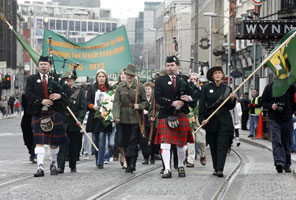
235;20;296;40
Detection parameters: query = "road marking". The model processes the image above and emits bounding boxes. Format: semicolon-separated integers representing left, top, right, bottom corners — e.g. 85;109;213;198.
0;133;22;136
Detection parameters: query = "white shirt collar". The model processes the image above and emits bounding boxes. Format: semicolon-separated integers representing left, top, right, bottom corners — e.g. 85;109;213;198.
39;73;48;82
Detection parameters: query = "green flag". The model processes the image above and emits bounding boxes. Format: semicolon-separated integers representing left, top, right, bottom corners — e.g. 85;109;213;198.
265;29;296;97
11;28;40;65
41;26;134;80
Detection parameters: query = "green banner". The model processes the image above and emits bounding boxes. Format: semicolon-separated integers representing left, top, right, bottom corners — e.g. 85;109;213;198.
41;26;134;79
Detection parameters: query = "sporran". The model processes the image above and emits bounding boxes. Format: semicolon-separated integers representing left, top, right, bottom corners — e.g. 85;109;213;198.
40;116;54;132
167;116;179;128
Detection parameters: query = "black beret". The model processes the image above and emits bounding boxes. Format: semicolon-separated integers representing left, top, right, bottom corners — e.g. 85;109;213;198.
39;56;52;64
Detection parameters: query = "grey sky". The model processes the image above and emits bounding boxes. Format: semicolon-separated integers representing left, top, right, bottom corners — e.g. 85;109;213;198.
17;0;163;19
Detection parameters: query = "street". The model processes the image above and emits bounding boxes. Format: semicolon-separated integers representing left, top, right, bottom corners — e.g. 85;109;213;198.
0;116;295;200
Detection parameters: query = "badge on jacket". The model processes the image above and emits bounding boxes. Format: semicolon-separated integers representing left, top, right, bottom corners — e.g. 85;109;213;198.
209;89;214;93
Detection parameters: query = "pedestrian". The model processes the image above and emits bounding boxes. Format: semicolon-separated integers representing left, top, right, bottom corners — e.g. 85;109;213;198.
154;56;197;178
0;96;6;116
248;89;262;137
239;92;250;130
86;69;114;169
199;66;236;178
291;117;296;153
25;56;70;177
261;82;296;173
8;94;16;114
186;72;206;168
15;97;21;115
230;98;242;149
57;71;87;173
113;64;148;173
20;93;36;163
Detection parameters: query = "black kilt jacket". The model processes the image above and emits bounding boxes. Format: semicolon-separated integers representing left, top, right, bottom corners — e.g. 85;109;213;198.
154;74;197;119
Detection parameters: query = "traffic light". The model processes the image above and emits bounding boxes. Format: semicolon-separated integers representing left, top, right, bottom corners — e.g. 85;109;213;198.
4;75;11;89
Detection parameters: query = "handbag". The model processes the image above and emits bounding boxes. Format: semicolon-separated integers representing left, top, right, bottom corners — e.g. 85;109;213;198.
40;116;54;132
167;116;179;128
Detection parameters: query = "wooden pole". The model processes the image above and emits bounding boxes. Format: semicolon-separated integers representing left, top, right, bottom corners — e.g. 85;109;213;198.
194;30;296;134
66;106;98;151
135;75;145;137
148;98;156;145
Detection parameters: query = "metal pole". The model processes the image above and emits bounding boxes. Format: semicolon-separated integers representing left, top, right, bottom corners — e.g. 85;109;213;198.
227;15;231;86
209;16;212;68
252;42;256;89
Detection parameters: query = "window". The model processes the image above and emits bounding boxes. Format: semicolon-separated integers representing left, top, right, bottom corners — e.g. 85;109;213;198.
101;23;105;32
69;21;74;31
50;19;55;30
82;21;87;32
75;21;81;31
62;20;68;31
56;20;61;30
94;22;99;32
78;38;85;43
88;22;93;32
112;23;117;30
106;23;111;32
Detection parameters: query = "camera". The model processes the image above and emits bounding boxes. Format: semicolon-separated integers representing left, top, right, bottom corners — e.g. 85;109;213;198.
276;102;285;112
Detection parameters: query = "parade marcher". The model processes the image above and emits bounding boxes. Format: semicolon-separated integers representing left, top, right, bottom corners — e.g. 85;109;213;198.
248;89;262;137
113;69;128;168
25;56;70;177
199;66;236;178
154;56;197;178
21;93;36;163
239;92;250;130
186;73;205;168
57;71;87;173
113;64;148;173
86;69;113;169
139;82;155;164
261;83;296;173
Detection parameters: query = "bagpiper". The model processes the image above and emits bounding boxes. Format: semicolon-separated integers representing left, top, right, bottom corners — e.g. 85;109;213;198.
25;56;70;177
154;56;197;178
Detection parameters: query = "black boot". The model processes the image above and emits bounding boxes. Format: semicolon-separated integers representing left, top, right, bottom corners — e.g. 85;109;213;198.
142;158;149;165
125;157;131;173
129;157;137;173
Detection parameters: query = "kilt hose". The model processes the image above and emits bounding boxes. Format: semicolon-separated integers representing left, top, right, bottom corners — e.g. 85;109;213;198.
155;112;194;146
32;110;69;146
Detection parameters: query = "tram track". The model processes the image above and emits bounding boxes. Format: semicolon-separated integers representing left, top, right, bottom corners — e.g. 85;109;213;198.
211;149;243;200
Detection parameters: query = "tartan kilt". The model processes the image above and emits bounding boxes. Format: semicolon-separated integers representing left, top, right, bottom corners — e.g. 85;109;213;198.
32;110;69;146
155;112;194;146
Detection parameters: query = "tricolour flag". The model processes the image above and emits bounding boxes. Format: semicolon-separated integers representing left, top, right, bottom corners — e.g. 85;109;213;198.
265;29;296;97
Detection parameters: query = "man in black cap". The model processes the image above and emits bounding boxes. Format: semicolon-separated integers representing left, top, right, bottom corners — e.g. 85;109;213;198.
25;56;70;177
154;56;197;178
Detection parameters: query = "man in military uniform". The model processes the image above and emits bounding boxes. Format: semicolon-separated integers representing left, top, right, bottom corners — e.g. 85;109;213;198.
57;71;87;173
113;64;148;173
25;56;70;177
154;56;197;178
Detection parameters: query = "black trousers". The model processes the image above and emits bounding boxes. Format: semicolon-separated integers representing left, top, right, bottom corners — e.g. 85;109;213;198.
120;123;140;166
57;131;81;170
21;114;35;156
207;129;232;171
139;126;157;160
241;111;249;130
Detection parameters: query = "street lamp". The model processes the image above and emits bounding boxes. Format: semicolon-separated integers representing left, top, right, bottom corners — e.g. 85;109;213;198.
203;12;218;69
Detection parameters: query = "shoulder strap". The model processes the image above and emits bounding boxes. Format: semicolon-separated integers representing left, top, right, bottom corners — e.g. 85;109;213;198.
71;88;81;100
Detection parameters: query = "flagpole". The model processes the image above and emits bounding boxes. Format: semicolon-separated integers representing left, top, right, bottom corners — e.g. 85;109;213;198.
194;30;296;134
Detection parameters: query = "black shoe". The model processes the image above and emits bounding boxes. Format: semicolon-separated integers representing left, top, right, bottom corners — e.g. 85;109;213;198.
125;166;135;173
276;165;283;173
212;170;218;176
178;167;186;177
160;168;164;174
284;168;292;173
34;168;44;177
71;168;77;173
97;165;103;169
248;135;253;138
216;170;224;177
162;169;172;178
142;159;149;165
50;166;58;175
57;168;64;174
150;159;155;164
155;154;162;160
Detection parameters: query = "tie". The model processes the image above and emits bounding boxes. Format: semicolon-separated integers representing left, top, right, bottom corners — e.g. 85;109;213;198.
172;76;176;90
42;75;49;99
